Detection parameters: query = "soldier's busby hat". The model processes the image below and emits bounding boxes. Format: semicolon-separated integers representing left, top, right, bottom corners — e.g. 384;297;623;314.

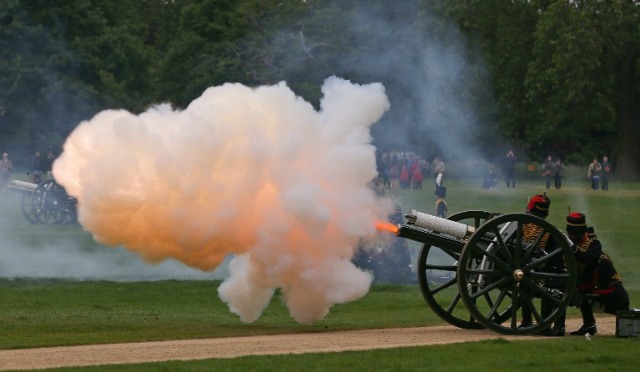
566;212;587;236
435;185;447;198
526;194;550;218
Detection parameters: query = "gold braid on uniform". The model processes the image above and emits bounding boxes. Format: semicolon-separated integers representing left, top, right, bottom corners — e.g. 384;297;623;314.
522;223;550;249
599;252;623;283
574;235;595;253
574;236;596;276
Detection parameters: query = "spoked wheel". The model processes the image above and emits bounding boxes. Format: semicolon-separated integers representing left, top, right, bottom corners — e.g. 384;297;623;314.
21;192;40;224
457;213;576;335
34;180;73;224
417;210;510;329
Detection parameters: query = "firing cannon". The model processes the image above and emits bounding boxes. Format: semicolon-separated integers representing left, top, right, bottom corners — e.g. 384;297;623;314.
8;179;78;225
388;209;576;335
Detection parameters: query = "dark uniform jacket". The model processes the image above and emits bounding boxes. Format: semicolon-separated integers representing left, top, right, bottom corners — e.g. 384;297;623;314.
573;235;629;314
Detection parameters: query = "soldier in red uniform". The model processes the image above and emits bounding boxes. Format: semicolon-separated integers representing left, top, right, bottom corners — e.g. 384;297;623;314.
566;213;630;335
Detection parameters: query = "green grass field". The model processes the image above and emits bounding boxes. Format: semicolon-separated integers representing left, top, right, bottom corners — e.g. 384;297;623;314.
1;176;639;370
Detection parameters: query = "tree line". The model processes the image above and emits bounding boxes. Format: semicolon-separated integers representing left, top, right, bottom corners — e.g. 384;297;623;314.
1;0;638;176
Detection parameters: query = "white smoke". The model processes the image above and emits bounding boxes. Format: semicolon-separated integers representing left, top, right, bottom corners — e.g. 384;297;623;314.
53;76;393;324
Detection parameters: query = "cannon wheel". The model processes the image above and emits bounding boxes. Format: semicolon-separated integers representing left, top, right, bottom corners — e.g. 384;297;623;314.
20;192;40;224
457;213;577;335
417;210;511;329
33;180;76;225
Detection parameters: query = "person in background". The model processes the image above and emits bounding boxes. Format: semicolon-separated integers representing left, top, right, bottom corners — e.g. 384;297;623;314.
566;213;630;336
432;157;445;187
412;161;423;189
434;186;447;218
399;164;410;189
30;150;43;183
542;155;554;190
482;165;498;189
388;156;400;190
0;152;13;191
43;150;56;179
504;150;517;188
553;158;564;190
601;156;612;191
587;158;601;191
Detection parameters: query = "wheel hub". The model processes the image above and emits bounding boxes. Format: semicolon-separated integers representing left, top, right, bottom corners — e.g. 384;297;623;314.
512;269;524;282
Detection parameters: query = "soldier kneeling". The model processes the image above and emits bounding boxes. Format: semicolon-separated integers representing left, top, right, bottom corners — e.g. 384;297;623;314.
566;213;630;335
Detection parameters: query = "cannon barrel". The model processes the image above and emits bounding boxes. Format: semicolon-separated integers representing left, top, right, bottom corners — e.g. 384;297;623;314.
393;209;477;252
403;209;475;239
395;224;466;252
8;180;38;194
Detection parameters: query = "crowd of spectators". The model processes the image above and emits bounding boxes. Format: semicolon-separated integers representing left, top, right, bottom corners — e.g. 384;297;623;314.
378;152;430;191
374;150;616;195
495;151;613;191
0;149;58;190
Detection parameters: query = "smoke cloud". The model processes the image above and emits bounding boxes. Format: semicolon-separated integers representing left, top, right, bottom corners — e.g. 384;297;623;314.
53;77;392;324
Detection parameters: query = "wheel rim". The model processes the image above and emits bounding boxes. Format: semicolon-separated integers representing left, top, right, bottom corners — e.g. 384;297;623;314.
457;213;576;335
21;193;39;224
417;210;506;329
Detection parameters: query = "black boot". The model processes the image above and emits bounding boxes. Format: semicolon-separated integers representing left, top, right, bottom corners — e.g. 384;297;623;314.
539;325;565;337
551;314;566;336
548;324;565;336
569;324;597;336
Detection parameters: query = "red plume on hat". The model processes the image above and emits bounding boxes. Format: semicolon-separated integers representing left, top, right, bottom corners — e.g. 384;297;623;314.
566;212;587;236
527;194;550;218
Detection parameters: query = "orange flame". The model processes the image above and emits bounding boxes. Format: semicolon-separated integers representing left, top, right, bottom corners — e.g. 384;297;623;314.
375;221;399;234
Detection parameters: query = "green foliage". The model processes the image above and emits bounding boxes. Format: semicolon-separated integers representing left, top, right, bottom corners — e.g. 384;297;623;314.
1;0;639;170
525;1;614;158
432;0;640;169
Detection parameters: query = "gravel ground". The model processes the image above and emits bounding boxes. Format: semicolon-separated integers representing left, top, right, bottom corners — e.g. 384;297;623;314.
0;315;617;370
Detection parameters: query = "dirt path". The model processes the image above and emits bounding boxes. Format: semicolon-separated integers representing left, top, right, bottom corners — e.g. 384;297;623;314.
0;316;616;370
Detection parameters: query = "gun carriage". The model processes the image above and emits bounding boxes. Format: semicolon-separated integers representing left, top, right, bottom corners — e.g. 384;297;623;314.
393;209;576;335
8;179;78;225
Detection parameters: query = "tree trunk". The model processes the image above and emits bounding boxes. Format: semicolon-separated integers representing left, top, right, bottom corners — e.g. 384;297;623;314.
616;52;640;179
